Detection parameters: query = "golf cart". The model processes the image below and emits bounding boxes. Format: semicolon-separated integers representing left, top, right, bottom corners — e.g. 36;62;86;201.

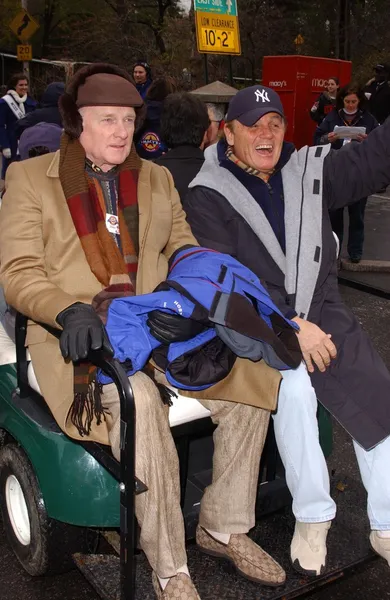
0;313;375;600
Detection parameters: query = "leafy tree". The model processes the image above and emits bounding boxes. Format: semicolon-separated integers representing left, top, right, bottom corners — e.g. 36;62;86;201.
2;0;390;91
101;0;184;55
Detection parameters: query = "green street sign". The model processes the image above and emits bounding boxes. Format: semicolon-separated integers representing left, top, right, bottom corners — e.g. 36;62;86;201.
194;0;237;17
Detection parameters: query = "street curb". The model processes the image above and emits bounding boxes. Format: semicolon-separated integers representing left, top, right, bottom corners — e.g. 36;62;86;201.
340;259;390;273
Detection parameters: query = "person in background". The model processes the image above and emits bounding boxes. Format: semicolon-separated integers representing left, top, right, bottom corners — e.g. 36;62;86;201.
136;77;177;160
310;77;339;124
0;121;63;338
15;81;65;138
133;61;153;99
364;63;390;124
155;92;209;201
0;73;36;179
314;83;378;263
205;102;225;147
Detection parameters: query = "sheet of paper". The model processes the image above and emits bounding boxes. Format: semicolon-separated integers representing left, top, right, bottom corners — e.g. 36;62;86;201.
333;126;366;138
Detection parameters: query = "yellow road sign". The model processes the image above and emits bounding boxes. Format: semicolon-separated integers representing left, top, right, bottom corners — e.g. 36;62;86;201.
294;34;305;45
17;44;33;61
195;11;241;55
9;9;40;42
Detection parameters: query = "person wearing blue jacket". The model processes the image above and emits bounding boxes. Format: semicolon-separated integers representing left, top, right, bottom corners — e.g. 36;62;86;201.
314;84;379;262
0;73;36;179
136;77;176;160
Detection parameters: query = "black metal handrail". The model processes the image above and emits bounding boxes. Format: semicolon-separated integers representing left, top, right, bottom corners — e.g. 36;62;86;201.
88;348;138;600
14;312;142;600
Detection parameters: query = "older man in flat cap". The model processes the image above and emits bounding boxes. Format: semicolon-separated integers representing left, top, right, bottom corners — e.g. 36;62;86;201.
0;64;287;598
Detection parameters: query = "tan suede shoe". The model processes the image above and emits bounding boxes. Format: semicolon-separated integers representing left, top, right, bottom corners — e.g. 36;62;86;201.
152;572;201;600
196;525;286;587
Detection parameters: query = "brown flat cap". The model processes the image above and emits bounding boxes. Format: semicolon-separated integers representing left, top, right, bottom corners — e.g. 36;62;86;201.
76;73;143;108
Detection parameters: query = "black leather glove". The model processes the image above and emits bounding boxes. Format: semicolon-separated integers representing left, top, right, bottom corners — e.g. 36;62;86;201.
56;303;114;362
147;310;207;345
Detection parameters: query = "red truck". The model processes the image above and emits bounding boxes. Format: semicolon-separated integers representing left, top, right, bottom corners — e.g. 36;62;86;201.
263;55;352;149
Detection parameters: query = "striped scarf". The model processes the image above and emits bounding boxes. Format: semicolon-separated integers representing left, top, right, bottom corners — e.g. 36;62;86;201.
59;134;141;436
226;145;275;179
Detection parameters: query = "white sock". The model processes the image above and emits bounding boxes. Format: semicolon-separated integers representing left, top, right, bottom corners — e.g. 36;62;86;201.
158;564;190;590
206;528;231;544
376;530;390;538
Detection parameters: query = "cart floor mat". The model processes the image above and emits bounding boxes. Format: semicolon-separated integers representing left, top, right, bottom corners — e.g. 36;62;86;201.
73;475;376;600
73;554;121;600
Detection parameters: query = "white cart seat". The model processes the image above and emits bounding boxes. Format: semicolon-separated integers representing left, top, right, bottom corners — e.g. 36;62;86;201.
0;323;211;428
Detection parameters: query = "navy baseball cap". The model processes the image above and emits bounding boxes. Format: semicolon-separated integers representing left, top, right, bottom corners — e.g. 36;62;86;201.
19;122;62;161
226;85;284;126
375;63;390;72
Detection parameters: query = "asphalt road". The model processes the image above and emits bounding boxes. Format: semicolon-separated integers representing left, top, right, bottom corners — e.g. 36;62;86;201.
1;286;390;600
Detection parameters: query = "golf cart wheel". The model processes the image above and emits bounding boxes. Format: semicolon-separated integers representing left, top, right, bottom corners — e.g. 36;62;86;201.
0;443;91;576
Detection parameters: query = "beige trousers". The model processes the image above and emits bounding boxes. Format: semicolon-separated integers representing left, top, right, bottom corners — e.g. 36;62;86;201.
103;371;270;578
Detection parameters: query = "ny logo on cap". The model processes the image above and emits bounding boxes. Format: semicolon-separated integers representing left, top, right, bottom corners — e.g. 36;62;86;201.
255;89;270;103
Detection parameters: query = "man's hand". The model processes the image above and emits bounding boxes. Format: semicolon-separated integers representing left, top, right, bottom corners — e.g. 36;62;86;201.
356;133;368;143
327;132;339;143
292;317;337;373
2;148;11;159
56;303;114;362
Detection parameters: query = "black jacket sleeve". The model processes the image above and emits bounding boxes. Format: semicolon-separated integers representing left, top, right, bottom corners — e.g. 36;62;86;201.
183;187;237;256
264;284;297;320
309;94;324;124
314;114;333;145
184;186;296;318
14;111;40;138
367;113;380;132
323;116;390;210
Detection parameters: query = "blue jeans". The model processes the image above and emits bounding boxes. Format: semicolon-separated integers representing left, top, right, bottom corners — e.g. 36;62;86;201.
274;363;390;530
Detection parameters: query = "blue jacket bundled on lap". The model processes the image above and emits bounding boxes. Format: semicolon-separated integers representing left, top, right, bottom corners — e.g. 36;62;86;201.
103;247;301;390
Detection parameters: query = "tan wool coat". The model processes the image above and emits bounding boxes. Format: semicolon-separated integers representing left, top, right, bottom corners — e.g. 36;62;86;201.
0;151;281;444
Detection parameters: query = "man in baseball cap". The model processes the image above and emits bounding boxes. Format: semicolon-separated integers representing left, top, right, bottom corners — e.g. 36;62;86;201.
364;63;390;124
185;83;390;578
223;85;286;177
